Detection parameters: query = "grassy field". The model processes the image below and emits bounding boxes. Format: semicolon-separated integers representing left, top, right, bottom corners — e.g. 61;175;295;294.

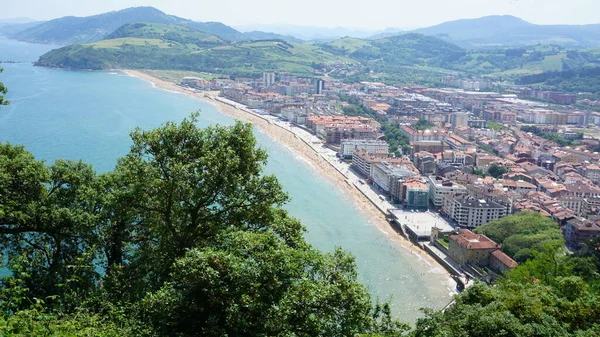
326;37;371;53
90;38;178;49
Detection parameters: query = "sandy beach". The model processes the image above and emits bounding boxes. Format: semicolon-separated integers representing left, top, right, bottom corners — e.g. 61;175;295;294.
123;69;454;285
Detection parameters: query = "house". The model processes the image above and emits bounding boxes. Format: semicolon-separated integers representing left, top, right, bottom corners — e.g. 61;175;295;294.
447;229;518;273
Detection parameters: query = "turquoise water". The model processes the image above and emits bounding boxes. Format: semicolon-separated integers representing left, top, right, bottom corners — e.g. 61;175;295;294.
0;37;452;322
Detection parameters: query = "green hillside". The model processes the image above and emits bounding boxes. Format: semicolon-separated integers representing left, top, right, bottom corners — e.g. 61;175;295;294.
107;23;226;47
36;24;355;77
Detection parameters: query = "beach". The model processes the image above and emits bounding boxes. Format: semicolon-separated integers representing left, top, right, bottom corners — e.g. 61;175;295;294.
123;69;455;285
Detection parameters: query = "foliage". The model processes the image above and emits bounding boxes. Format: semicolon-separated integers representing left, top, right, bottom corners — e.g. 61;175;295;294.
107;23;226;48
0;113;406;336
516;67;600;97
413;119;434;131
0;68;7;106
486;121;507;131
487;163;508;178
474;212;564;262
521;125;574;146
381;123;410;156
413;279;600;337
414;214;600;337
37;33;353;77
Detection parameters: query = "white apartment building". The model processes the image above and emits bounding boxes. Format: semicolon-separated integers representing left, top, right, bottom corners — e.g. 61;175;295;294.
442;195;508;228
427;175;468;208
263;72;275;87
371;162;417;199
339;139;389;158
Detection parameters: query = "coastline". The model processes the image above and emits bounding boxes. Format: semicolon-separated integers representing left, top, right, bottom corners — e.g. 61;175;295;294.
123;69;456;291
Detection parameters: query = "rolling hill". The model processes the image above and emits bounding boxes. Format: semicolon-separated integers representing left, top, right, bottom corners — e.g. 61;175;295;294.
9;6;246;44
411;15;600;47
322;34;466;70
35;23;355;77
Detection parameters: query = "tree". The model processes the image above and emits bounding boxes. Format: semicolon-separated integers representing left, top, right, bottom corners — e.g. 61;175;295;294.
487;163;508;179
413;119;434;131
0;113;406;336
0;68;8;106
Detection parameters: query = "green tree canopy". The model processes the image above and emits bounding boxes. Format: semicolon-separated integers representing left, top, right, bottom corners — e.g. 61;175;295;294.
474;212;564;262
487;163;508;179
0;113;407;336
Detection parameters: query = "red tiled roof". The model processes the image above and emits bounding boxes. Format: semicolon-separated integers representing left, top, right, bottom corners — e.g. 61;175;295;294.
450;229;500;250
491;250;518;268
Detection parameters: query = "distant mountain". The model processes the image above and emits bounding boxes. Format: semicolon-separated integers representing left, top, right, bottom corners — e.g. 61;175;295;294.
0;21;44;36
412;15;600;47
9;6;246;44
0;17;37;25
243;31;303;43
235;24;379;41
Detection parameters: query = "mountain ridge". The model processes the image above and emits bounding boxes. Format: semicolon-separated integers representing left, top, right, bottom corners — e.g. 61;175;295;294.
9;6;247;44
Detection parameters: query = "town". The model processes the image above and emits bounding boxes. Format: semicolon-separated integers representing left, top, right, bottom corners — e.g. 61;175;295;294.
182;71;600;285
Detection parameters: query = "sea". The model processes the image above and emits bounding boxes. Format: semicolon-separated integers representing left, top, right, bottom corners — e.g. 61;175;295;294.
0;37;453;323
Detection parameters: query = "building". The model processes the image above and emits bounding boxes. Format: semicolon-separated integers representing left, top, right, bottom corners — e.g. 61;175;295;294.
450;112;469;130
351;149;411;178
427;175;468;208
339;139;389;158
399;126;450;142
263;72;275;87
448;229;500;266
446;229;518;273
371;162;417;201
443;195;508;228
414;151;437;175
402;178;430;208
565;217;600;247
412;141;446;154
315;79;325;95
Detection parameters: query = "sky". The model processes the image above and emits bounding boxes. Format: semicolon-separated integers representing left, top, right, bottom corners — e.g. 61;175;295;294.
2;0;599;30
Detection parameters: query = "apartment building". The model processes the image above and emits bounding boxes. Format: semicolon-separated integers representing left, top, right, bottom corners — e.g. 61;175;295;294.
427;175;468;208
339;139;389;158
351;149;411;178
371;162;418;201
443;195;508;228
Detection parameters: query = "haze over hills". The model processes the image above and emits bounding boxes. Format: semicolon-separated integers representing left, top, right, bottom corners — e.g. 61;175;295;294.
411;15;600;47
8;6;247;44
236;24;404;41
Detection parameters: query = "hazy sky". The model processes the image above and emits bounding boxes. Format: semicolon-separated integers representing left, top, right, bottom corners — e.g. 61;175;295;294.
3;0;599;30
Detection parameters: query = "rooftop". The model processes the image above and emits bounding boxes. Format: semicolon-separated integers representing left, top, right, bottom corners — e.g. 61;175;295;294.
450;229;501;250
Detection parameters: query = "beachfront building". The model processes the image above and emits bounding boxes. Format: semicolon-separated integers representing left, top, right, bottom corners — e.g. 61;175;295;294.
351;149;413;178
281;107;307;125
401;177;429;208
339;139;389;158
371;162;418;202
306;115;381;145
427;175;468;208
442;195;508;228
